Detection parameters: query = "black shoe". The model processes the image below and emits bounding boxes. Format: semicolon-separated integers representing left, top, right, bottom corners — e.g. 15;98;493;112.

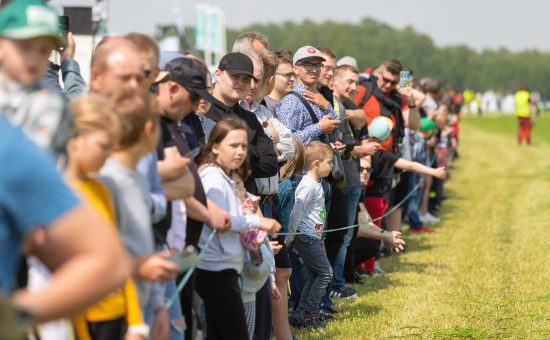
318;308;335;321
320;305;338;314
301;314;324;329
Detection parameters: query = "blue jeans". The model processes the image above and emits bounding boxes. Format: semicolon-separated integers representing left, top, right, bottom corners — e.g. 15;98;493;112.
405;174;423;229
293;234;333;316
331;185;361;290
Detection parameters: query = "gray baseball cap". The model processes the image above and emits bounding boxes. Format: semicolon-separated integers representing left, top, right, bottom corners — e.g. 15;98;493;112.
293;45;325;65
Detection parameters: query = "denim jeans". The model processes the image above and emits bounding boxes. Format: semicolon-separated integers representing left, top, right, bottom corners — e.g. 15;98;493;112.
293;234;333;316
288;247;307;311
405;174;423;229
331;185;361;290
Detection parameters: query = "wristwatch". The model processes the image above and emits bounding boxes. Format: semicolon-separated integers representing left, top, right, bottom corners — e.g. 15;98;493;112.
128;324;150;337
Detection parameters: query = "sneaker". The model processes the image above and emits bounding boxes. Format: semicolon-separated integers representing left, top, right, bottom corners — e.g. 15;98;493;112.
301;314;324;329
288;312;301;328
420;212;441;223
372;262;385;276
328;286;357;299
320;305;338;315
318;308;335;321
410;226;436;233
356;268;372;278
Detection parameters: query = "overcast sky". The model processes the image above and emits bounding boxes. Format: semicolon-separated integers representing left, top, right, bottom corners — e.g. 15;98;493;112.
49;0;550;52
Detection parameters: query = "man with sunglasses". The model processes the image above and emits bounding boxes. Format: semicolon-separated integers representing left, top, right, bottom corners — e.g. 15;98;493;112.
277;45;341;145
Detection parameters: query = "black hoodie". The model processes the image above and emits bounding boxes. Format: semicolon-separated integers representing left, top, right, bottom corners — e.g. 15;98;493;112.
205;97;278;195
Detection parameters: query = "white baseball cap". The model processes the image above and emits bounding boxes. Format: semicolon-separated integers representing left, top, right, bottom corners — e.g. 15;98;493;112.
293;45;326;65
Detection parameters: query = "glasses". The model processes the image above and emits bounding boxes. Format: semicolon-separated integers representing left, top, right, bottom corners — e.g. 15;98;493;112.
276;72;297;80
297;62;324;72
381;76;398;86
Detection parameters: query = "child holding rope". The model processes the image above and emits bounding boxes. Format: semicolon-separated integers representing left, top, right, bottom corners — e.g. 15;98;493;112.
285;141;334;329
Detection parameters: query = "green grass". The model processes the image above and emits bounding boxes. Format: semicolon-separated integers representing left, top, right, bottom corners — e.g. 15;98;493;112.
293;114;550;339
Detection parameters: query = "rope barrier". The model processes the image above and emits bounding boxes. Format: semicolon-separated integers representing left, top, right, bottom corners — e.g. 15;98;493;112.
166;183;420;305
275;183;420;236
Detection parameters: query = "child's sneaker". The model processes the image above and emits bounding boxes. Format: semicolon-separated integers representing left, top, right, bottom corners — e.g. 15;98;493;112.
372;262;385;276
420;212;441;223
301;314;324;329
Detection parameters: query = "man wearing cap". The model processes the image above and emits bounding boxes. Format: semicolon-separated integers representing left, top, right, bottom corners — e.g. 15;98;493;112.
276;45;341;145
204;51;278;194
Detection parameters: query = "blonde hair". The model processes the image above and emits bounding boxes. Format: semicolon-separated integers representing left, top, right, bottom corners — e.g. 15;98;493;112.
69;95;119;140
280;137;305;180
305;141;332;168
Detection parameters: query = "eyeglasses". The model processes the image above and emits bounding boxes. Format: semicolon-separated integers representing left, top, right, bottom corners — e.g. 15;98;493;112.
297;62;324;72
276;72;297;80
381;76;398;86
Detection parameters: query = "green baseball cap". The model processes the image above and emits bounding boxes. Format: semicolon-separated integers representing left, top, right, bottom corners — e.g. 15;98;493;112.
0;0;62;46
419;118;437;132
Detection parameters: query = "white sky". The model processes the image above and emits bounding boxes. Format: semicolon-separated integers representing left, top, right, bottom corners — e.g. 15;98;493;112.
48;0;550;52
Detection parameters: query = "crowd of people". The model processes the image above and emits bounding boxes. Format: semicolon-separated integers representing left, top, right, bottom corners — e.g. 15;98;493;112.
0;0;462;339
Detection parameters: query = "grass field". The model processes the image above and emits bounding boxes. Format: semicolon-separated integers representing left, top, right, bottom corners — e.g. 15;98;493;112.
295;113;550;339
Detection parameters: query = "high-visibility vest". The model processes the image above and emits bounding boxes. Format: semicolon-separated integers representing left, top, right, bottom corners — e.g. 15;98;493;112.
515;90;531;118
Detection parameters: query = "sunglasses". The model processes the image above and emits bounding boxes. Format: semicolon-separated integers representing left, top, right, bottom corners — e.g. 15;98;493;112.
360;166;371;173
381;76;398;86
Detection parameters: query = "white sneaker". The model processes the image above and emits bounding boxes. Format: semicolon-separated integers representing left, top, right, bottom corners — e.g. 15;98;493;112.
421;212;441;223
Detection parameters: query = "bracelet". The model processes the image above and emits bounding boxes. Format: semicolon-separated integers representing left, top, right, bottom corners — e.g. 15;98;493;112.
408;104;417;108
380;229;386;234
128;324;150;337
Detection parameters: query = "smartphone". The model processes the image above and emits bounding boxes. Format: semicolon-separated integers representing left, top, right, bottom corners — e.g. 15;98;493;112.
399;70;411;88
184;147;201;159
58;15;69;48
168;246;200;273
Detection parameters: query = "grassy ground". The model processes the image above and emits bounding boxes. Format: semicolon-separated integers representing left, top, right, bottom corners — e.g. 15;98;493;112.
294;113;550;339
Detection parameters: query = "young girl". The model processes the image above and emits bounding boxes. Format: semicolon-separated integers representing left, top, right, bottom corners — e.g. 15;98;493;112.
273;137;305;340
65;96;146;340
195;118;280;340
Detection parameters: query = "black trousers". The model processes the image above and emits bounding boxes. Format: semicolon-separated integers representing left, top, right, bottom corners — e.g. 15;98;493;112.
88;317;124;340
253;279;272;340
195;268;248;340
324;187;348;266
353;238;381;265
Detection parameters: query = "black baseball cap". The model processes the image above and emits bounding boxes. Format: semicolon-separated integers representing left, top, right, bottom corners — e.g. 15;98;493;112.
218;52;255;79
165;57;216;104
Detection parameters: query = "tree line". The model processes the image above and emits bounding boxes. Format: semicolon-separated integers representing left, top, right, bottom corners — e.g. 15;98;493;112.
217;18;549;97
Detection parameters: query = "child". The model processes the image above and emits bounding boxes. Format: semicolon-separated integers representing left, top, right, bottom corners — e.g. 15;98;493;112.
195;118;280;340
406;118;438;233
99;87;178;333
65;96;147;339
285;141;334;329
273;137;305;339
0;0;68;153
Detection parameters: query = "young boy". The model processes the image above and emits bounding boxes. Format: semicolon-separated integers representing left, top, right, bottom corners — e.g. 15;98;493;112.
99;87;178;329
0;0;67;153
285;141;333;329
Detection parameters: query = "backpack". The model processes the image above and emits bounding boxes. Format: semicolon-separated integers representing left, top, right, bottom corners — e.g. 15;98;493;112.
355;76;405;155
